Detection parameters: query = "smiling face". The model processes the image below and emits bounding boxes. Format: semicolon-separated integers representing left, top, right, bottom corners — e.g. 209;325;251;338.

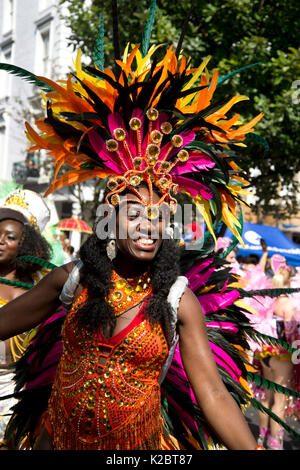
0;219;23;265
115;186;167;263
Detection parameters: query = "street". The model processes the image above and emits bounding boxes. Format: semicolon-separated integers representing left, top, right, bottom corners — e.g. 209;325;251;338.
245;405;300;450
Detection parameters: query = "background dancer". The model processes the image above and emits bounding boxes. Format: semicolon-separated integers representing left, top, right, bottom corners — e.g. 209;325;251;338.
0;189;51;443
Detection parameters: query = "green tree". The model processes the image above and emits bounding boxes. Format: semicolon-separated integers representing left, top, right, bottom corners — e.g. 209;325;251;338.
58;0;300;220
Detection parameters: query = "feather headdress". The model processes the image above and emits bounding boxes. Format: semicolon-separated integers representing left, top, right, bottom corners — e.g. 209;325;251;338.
0;4;261;240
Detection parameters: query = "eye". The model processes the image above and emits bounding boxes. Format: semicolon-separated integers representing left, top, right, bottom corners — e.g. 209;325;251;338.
127;205;143;220
8;235;17;240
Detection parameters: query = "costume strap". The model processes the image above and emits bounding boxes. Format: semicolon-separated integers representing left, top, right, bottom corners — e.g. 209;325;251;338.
59;259;83;308
159;275;188;384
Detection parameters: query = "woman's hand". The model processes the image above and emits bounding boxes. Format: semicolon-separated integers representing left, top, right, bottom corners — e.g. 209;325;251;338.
177;288;257;450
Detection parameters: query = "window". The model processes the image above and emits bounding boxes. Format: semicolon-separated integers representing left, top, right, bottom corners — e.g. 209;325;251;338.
0;113;6;163
0;47;12;98
35;23;52;76
2;0;14;34
41;29;50;76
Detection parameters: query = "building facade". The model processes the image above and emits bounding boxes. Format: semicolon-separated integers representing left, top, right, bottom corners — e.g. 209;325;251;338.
0;0;93;249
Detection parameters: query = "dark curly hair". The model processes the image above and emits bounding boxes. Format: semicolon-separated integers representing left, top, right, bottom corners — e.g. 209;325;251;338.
14;224;52;283
77;233;180;339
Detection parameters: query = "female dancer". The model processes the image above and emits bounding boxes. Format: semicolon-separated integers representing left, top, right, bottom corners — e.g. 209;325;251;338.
0;183;260;450
0;2;275;449
0;189;51;441
257;256;298;449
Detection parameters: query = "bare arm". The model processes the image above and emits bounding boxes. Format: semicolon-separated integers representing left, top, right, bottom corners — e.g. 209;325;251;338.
259;238;268;271
0;264;72;341
178;288;257;450
274;296;296;321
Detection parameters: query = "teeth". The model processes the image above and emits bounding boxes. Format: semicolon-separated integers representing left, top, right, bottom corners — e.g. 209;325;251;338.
137;238;154;245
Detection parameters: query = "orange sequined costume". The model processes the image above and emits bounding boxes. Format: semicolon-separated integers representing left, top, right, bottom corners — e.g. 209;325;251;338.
44;288;171;450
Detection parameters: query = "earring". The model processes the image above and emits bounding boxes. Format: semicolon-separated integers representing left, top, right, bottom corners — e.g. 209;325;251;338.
106;239;116;261
165;225;174;239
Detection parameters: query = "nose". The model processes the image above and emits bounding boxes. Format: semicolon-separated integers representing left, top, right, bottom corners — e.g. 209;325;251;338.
0;233;5;245
138;214;159;238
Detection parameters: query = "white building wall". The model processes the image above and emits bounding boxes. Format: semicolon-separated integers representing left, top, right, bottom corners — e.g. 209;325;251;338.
0;0;73;181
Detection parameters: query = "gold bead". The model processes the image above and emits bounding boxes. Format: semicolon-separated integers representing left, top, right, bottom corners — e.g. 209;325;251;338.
135;285;142;293
107;178;118;190
113;128;126;141
158;177;169;190
146;143;160;158
106;139;119;152
160;121;172;134
129;117;142;130
129;175;141;186
151;130;163;144
127;295;133;302
146;206;159;220
124;286;133;295
116;279;126;289
133;157;143;168
172;135;183;147
160;161;171;172
177;149;189;161
110;194;120;206
146;108;159;121
112;290;123;302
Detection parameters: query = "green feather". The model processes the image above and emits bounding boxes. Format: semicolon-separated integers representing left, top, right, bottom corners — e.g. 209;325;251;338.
239;287;300;298
94;13;105;71
248;372;300;399
220;208;243;258
16;255;57;271
141;0;157;57
245;329;297;354
0;63;54;92
217;63;261;87
251;397;300;440
245;132;269;156
0;277;33;290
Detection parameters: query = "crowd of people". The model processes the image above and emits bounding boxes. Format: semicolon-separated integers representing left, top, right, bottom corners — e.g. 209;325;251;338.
216;236;300;450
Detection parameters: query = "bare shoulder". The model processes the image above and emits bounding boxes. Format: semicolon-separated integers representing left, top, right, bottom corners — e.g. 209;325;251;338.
177;287;204;325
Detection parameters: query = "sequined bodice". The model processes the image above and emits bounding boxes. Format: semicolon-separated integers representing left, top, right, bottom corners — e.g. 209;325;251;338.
50;289;169;445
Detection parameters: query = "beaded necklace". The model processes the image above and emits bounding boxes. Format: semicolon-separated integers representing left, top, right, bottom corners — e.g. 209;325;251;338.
107;269;152;317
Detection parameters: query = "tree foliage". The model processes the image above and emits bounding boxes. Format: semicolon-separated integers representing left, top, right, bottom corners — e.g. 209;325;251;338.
58;0;300;220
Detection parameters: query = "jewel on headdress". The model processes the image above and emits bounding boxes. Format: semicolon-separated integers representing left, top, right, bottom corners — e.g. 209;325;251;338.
146;108;159;121
107;178;119;190
129;117;142;130
171;135;183;147
160;122;172;134
133;157;143;168
160;161;171;172
106;139;119;152
128;175;141;186
110;194;121;206
169;200;177;214
171;184;179;194
158;177;169;190
177;149;189;161
146;206;159;219
150;130;163;144
113;128;126;141
147;144;160;159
